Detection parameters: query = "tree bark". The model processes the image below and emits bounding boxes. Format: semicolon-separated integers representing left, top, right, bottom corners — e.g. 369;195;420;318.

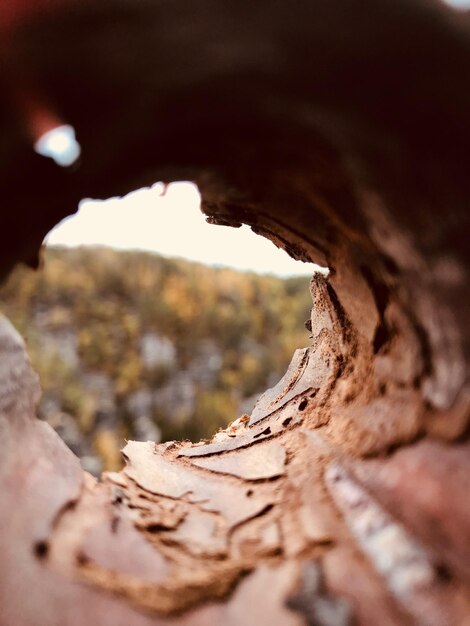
0;1;469;625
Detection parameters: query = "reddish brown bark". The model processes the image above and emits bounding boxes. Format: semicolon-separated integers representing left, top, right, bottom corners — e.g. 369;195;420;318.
0;1;469;625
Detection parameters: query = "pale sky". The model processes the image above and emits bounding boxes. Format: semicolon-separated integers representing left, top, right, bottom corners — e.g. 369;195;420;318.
444;0;470;6
45;182;325;277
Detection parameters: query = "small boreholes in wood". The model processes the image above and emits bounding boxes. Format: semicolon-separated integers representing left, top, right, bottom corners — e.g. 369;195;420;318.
111;516;120;534
111;488;125;505
256;503;274;518
253;427;271;439
412;375;421;389
76;552;89;566
246;489;254;497
435;563;452;583
299;399;308;411
146;524;173;533
33;540;49;560
283;417;292;427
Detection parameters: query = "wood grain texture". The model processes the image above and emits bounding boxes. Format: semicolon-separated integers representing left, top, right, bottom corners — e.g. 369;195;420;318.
0;1;469;624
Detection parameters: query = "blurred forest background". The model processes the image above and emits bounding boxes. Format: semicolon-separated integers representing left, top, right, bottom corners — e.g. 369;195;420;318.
0;247;312;474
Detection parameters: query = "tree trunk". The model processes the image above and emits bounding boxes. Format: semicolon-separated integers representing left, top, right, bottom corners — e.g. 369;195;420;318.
0;2;469;625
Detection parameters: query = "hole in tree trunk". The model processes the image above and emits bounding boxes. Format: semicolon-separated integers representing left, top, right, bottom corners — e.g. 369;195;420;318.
0;182;327;476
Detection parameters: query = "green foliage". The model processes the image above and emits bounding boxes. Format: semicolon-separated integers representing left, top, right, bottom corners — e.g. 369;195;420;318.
0;246;312;470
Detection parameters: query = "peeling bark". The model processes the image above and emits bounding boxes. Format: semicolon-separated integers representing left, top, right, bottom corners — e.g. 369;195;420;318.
0;1;469;625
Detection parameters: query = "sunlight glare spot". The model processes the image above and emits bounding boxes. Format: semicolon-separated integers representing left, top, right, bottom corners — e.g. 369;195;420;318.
45;182;328;277
34;125;81;167
442;0;470;8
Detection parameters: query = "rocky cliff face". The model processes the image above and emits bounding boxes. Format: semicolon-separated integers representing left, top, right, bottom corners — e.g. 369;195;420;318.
0;247;313;472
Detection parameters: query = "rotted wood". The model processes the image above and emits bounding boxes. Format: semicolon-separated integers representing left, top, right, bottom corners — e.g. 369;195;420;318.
0;1;469;625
